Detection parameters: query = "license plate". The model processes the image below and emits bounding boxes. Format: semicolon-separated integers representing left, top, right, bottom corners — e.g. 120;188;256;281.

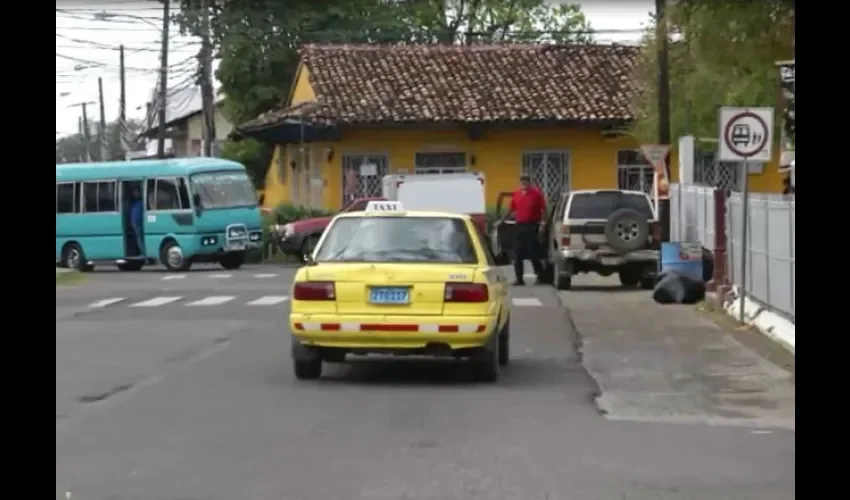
600;257;622;266
225;242;246;251
369;287;410;305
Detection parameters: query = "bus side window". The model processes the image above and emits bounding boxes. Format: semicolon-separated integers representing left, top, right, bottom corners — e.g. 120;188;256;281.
98;181;117;212
153;177;184;210
57;182;80;214
177;178;191;209
146;179;157;210
83;183;98;213
82;181;118;213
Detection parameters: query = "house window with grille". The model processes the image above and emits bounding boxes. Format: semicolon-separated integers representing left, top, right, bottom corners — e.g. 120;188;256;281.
414;152;467;174
522;151;570;203
341;154;388;205
617;149;654;194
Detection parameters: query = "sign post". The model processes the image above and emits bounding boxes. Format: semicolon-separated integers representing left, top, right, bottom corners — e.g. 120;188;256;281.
640;144;671;216
718;107;774;322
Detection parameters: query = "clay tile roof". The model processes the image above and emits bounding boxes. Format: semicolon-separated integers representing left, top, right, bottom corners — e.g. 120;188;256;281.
300;43;640;125
239;101;336;131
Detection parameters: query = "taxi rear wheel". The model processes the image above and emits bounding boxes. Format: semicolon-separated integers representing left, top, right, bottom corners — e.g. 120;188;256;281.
294;359;322;380
472;333;500;382
292;339;322;380
498;321;510;366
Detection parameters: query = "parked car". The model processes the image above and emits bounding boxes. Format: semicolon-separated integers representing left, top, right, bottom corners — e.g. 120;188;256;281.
492;189;661;290
276;197;382;257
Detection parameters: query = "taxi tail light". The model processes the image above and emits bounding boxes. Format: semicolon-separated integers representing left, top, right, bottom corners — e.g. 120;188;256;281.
293;281;335;301
560;224;571;247
444;283;489;303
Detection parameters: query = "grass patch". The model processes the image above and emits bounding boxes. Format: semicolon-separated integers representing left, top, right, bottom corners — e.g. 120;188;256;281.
56;271;88;286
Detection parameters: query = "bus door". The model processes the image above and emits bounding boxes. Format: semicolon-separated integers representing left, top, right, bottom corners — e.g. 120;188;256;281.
119;180;146;257
144;177;194;256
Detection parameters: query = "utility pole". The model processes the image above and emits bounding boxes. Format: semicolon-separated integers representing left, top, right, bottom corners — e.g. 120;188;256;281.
655;0;672;241
156;0;171;158
200;0;216;156
77;117;85;163
118;44;128;156
69;101;96;162
98;77;108;161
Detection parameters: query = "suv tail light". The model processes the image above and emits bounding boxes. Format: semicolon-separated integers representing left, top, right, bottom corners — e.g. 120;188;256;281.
293;281;335;301
650;221;661;242
560;224;571;247
444;283;489;302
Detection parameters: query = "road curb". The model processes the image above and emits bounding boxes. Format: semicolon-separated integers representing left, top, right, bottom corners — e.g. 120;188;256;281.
720;287;795;355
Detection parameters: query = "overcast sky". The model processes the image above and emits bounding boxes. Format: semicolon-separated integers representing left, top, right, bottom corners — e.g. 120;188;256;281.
55;1;653;138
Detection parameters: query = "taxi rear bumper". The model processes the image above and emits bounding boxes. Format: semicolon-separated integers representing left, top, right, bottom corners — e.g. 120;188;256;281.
290;314;498;350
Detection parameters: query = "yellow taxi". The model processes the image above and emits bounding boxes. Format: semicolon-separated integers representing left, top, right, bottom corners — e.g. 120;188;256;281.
289;201;512;382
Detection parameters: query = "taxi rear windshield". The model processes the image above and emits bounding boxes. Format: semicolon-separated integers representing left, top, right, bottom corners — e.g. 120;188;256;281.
315;217;478;264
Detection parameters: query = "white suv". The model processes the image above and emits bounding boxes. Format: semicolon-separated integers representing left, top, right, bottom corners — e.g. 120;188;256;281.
546;190;660;290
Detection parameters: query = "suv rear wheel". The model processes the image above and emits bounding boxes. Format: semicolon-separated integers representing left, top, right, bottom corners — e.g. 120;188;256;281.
619;268;641;288
553;258;572;290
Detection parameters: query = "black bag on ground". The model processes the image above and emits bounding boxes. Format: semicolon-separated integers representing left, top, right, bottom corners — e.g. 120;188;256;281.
652;270;706;305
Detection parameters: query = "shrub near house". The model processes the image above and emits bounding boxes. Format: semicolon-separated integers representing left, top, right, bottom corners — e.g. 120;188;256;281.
273;198;380;257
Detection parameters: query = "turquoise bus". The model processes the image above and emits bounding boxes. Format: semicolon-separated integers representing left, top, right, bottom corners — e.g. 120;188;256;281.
56;158;263;272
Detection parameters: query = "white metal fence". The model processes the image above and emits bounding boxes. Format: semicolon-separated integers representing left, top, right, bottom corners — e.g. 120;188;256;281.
670;184;795;322
727;192;795;321
670;184;718;251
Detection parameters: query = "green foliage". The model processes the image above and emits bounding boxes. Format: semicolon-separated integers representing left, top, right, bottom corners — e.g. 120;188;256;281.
175;0;595;123
273;202;335;224
630;0;794;143
219;138;273;188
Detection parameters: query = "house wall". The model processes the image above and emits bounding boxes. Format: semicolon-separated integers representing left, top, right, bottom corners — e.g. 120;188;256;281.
260;125;783;212
259;62;783;211
184;107;234;155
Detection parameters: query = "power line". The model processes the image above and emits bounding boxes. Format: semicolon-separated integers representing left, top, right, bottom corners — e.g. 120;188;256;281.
56;52;198;72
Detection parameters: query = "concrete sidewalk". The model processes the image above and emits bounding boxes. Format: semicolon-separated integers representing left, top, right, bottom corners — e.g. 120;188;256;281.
560;275;795;430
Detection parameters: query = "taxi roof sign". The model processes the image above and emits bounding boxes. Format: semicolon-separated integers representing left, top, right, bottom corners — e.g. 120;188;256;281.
365;201;404;213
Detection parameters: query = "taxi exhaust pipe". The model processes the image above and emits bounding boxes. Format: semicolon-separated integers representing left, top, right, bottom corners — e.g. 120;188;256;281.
424;342;452;357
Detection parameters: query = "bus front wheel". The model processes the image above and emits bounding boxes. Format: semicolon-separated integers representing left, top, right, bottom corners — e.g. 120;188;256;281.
219;251;246;270
62;243;94;272
160;240;191;272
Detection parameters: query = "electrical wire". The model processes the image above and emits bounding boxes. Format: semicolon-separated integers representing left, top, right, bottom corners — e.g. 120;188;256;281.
56;52;198;73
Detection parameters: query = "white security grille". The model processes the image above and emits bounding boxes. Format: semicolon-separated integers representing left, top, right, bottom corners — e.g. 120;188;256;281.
341;154;388;205
617;150;653;194
694;151;741;192
522;151;570;203
414;152;467;174
415;167;467;174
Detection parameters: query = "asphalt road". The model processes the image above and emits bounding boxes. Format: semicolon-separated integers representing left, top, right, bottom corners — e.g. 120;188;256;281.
56;265;795;500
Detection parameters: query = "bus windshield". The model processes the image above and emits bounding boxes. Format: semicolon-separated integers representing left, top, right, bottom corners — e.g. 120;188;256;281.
191;171;257;209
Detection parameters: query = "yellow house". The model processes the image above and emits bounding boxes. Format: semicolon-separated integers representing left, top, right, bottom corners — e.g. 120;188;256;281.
237;43;783;212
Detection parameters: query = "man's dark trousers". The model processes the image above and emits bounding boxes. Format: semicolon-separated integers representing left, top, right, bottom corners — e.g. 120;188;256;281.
513;222;544;283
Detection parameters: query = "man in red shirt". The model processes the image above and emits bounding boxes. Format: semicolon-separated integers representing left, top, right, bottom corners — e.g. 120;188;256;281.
501;175;546;285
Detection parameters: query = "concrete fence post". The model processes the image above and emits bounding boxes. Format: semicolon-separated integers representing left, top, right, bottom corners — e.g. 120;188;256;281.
710;188;729;295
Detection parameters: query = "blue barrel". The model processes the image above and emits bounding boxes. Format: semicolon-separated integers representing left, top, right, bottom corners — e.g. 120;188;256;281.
660;242;704;281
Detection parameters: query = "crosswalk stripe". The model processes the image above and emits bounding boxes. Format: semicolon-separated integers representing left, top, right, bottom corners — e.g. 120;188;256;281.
208;274;233;279
511;297;543;307
130;296;183;308
89;298;125;308
162;275;186;281
246;296;290;306
254;273;278;278
186;296;236;307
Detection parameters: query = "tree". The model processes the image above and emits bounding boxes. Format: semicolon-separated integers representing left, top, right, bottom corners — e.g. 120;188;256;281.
630;0;794;144
175;0;594;124
55;119;145;163
219;138;273;188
